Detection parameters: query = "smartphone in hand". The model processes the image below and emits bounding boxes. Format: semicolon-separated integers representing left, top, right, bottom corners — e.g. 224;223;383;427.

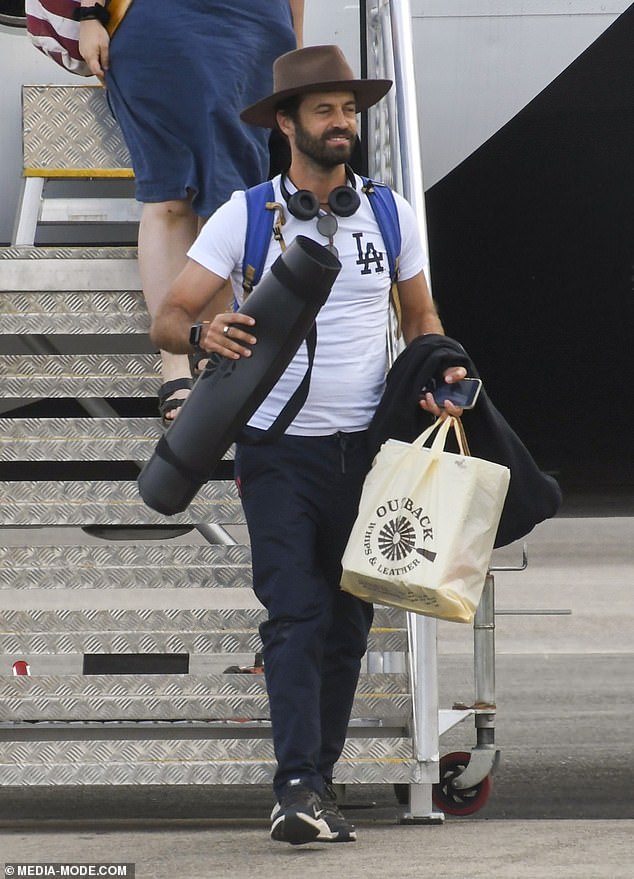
420;377;482;409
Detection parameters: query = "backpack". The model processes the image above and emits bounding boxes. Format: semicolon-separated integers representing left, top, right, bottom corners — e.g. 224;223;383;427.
241;176;402;332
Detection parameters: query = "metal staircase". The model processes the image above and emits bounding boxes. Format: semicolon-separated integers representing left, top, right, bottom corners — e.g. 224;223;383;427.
0;220;426;792
0;0;491;819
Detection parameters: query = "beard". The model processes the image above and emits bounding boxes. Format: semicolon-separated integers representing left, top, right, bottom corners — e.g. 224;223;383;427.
293;120;355;169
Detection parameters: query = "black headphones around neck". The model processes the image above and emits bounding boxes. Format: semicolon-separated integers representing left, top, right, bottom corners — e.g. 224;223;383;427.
280;165;361;220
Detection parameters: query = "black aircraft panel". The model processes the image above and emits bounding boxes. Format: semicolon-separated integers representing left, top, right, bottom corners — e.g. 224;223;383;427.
425;4;634;493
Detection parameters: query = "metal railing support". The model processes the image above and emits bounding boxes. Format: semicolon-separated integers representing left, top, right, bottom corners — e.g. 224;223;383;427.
366;0;443;821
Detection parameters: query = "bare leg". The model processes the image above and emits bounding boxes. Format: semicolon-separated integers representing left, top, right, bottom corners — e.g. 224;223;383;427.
138;198;198;419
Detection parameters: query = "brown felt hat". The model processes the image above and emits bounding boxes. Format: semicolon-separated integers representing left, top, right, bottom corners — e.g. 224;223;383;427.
240;44;392;128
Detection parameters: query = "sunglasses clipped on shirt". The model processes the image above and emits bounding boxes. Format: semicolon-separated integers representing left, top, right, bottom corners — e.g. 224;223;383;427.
316;212;339;258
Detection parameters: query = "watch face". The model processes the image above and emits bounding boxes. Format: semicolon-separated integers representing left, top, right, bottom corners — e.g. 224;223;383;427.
189;323;202;346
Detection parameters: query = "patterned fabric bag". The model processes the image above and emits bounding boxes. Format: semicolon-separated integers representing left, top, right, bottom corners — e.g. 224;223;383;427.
25;0;132;76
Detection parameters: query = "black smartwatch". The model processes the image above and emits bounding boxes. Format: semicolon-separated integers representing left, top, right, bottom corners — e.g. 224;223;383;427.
72;4;111;25
189;322;205;349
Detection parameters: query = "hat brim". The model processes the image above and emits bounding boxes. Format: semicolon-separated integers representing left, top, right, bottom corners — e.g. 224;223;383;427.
240;79;393;128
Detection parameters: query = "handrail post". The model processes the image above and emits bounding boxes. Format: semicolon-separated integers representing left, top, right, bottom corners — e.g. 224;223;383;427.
365;0;442;821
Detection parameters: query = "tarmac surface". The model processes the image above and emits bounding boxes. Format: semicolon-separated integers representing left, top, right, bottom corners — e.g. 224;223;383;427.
0;508;632;878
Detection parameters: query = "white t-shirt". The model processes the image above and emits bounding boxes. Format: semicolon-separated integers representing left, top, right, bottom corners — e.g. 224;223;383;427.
188;174;427;435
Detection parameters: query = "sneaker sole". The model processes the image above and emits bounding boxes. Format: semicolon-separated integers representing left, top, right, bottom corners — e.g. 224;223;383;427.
271;811;329;846
316;828;357;843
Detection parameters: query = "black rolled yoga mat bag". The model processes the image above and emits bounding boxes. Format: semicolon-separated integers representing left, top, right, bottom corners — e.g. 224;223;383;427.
138;235;341;515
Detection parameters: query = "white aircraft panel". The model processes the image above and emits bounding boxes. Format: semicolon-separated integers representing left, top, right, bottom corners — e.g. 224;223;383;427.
410;0;631;185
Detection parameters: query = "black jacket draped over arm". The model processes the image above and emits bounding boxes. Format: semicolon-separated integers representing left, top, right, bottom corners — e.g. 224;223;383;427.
367;334;562;548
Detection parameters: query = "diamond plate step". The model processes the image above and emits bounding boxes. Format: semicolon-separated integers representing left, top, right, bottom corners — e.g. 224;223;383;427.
0;247;138;261
0;418;234;463
0;737;421;785
0;480;241;527
22;85;132;173
0;544;253;590
0;606;404;633
1;354;159;397
0;249;140;292
0;417;161;462
0;608;407;655
0;292;148;335
0;673;410;723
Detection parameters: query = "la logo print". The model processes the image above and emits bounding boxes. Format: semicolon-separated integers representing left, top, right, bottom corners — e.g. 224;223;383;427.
352;232;386;275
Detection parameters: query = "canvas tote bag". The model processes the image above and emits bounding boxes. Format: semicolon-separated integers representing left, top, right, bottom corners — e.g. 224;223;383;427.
341;417;510;623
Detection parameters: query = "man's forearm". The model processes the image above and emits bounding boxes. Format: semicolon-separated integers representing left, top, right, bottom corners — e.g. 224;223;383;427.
405;312;444;343
150;260;231;353
150;306;194;354
398;272;445;344
401;303;444;344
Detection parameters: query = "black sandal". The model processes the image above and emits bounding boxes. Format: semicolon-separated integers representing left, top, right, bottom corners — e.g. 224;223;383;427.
188;350;210;378
157;377;193;426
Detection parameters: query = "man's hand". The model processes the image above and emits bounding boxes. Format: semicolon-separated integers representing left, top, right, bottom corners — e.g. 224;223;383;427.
199;312;257;360
418;365;468;418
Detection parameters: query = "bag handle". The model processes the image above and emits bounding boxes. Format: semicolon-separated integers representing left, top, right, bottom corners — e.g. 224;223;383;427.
453;417;471;456
416;416;470;457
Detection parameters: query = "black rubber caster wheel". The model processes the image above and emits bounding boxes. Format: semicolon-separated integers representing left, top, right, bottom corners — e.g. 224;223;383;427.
393;783;409;805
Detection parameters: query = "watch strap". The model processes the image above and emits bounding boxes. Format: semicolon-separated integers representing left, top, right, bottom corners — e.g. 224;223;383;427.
73;4;111;25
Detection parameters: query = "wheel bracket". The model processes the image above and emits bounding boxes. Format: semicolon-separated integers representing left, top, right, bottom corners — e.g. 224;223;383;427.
451;747;499;790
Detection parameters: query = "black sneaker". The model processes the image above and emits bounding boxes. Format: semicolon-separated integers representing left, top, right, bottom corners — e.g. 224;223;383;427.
270;779;329;845
318;783;357;842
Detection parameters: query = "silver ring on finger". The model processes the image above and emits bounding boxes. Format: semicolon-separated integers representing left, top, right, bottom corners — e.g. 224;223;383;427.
223;325;230;337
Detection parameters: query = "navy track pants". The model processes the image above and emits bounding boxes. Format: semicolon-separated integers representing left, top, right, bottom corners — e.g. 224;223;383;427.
235;429;374;798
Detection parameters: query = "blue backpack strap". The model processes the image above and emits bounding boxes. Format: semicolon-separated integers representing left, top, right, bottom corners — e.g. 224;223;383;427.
362;176;403;335
242;180;277;307
361;176;401;282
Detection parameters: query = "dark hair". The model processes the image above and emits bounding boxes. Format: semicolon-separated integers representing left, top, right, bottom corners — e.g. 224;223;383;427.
274;94;302;123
